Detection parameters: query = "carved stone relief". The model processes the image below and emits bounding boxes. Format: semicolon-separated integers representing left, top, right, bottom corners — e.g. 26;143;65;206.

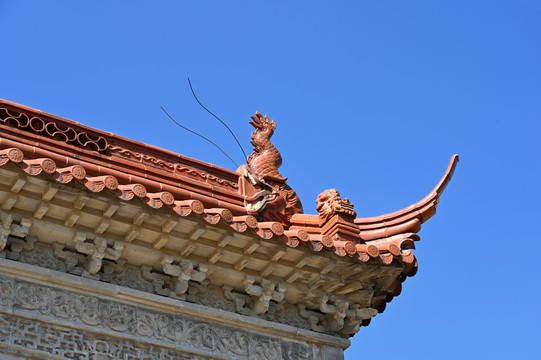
186;282;236;312
0;277;314;360
12;241;67;272
7;237;85;275
0;313;208;360
100;260;155;293
264;302;309;329
3;234;369;336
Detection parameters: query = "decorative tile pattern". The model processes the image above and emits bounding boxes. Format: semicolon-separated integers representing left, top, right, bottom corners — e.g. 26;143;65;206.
0;277;313;360
0;107;108;152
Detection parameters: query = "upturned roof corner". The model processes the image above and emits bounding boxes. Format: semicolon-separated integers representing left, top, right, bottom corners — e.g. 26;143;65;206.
0;98;458;338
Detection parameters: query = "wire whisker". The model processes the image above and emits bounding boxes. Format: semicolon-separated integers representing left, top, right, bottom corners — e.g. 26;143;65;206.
187;77;248;161
160;106;239;168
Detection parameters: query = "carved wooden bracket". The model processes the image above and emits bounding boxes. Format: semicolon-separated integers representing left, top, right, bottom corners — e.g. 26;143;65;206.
140;265;170;296
317;293;350;331
297;304;327;333
340;304;378;335
244;275;286;315
51;243;84;275
223;285;253;316
73;232;123;276
161;256;209;297
0;213;32;251
6;234;37;264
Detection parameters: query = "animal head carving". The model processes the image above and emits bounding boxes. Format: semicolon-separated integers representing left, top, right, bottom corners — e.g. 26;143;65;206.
249;112;276;153
316;189;356;225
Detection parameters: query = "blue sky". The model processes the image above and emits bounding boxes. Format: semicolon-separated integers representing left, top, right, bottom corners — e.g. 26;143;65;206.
1;1;540;358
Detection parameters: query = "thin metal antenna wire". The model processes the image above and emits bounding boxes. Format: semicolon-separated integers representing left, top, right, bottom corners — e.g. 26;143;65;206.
187;77;248;161
160;106;239;168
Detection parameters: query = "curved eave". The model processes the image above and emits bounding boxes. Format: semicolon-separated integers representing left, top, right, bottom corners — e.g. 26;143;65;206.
0;98;459;271
354;155;459;241
0;99;244;205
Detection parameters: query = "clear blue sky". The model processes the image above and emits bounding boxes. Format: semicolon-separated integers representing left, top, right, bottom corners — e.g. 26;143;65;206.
1;1;540;359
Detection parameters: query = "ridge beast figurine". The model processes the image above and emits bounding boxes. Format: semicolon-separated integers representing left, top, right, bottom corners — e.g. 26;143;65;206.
237;112;303;226
316;189;357;225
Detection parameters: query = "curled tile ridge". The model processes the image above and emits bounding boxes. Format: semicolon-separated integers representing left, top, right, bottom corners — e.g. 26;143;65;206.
0;106;108;152
355;155;459;241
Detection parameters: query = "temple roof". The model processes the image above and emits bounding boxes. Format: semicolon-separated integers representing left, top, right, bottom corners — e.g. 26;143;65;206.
0;98;458;322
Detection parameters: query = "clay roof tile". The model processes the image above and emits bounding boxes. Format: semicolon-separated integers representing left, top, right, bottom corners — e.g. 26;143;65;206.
0;98;458;302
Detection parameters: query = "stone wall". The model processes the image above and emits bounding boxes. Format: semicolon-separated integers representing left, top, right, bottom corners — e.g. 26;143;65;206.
0;259;348;360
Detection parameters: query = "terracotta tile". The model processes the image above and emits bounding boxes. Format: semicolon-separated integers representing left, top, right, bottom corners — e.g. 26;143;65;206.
0;98;458;284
